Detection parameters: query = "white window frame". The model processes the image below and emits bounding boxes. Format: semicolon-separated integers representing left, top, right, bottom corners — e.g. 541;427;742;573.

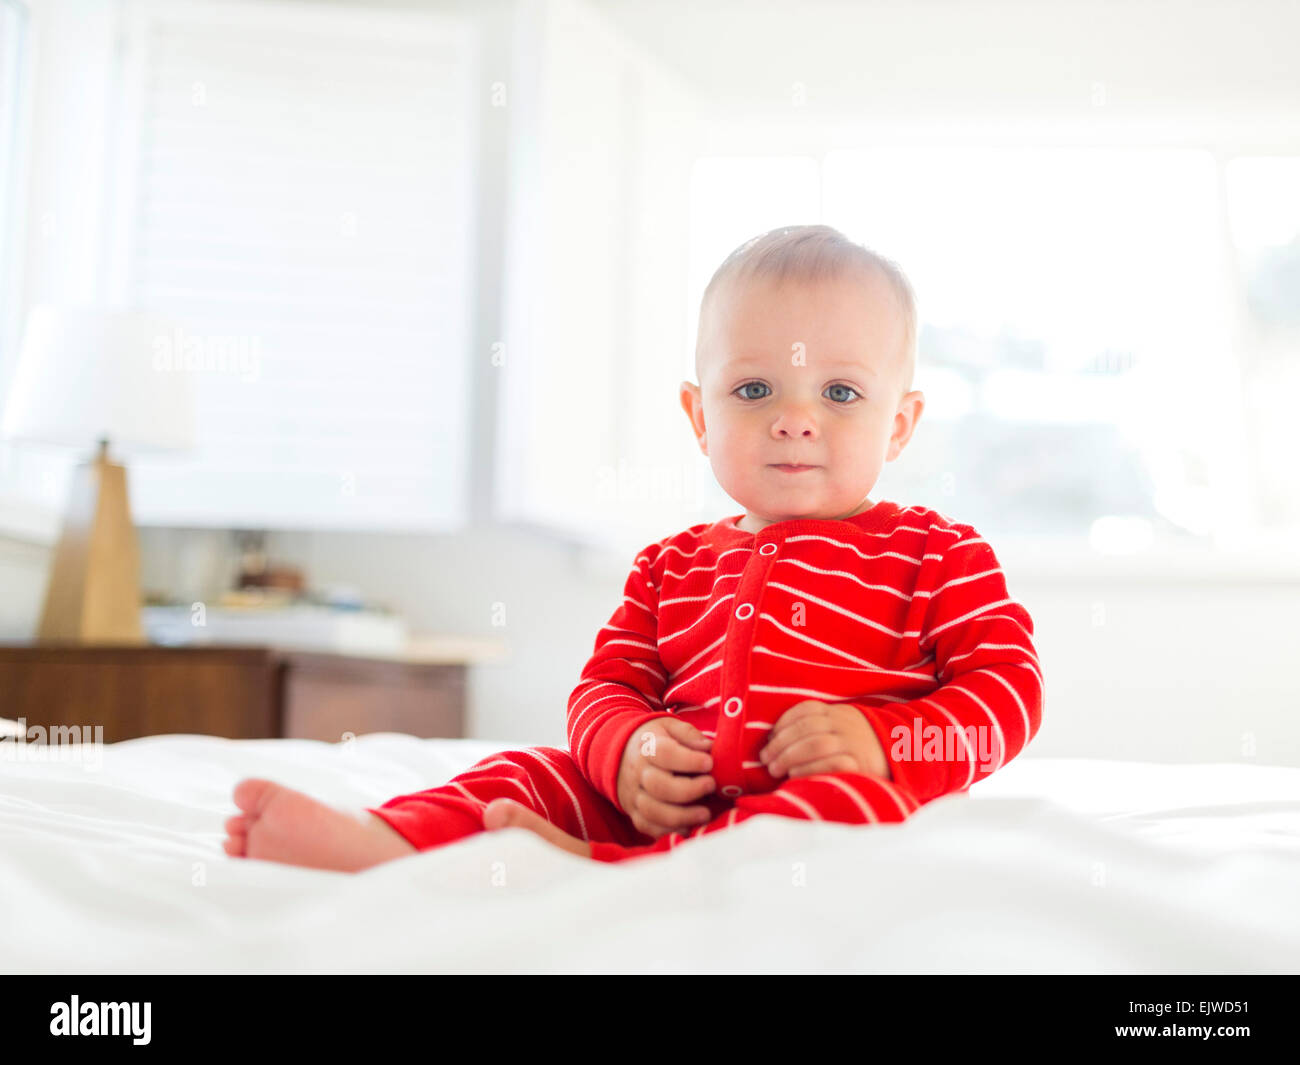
102;0;480;532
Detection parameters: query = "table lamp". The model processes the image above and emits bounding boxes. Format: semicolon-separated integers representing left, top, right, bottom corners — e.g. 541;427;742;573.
1;305;196;643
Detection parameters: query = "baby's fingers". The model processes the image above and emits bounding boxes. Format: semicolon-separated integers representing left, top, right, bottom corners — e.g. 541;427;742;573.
633;791;714;835
647;734;714;775
659;718;713;752
641;763;715;805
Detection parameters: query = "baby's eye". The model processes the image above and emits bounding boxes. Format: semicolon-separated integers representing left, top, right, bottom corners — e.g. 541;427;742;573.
734;381;770;400
825;384;861;403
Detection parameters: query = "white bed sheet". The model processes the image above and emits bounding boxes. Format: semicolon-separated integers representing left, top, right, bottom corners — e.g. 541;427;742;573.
1;731;1297;973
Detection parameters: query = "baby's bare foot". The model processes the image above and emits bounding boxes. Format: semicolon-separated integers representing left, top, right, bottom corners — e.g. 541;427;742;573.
223;778;416;872
482;798;593;858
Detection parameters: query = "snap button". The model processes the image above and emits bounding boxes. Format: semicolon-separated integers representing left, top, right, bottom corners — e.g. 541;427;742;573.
735;602;754;620
721;785;742;798
723;696;743;717
759;543;777;556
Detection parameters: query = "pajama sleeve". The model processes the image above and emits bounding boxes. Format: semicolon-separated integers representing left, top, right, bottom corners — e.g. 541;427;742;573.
850;526;1044;806
566;543;676;812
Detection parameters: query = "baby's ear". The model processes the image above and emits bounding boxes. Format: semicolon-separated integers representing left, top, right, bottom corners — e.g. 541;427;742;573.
888;390;925;460
679;381;707;452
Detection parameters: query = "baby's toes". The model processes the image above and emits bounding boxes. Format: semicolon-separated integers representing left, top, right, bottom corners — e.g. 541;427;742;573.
223;813;250;857
232;777;279;815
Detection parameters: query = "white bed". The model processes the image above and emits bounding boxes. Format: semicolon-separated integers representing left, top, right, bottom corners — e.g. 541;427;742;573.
2;730;1298;973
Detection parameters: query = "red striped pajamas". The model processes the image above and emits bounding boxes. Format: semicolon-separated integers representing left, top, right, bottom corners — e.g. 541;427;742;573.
367;500;1043;863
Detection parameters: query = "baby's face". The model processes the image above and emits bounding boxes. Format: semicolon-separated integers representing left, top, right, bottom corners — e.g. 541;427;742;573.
681;271;924;527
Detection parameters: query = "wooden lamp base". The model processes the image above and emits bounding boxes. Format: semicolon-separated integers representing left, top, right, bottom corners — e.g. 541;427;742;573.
37;440;147;644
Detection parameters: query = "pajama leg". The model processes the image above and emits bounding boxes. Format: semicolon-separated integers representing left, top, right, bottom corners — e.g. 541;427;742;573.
587;771;924;863
365;745;654;852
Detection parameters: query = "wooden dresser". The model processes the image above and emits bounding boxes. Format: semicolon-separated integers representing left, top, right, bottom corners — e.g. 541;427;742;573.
0;637;503;743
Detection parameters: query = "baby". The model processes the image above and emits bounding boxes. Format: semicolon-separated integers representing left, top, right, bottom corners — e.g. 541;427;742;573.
223;223;1043;869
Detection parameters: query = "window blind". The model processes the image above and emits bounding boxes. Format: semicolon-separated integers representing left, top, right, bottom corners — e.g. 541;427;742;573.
111;0;478;530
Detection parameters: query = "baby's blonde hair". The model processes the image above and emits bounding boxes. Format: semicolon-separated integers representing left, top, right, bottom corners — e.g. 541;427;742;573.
695;224;918;398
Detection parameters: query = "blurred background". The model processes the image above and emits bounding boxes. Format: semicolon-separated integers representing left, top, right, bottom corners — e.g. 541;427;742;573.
0;0;1297;762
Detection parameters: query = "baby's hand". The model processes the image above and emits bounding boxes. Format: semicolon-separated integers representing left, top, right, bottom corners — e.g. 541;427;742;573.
759;700;890;780
617;718;716;839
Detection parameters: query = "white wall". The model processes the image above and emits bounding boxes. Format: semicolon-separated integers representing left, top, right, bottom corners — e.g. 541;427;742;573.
1018;576;1300;766
600;0;1300;141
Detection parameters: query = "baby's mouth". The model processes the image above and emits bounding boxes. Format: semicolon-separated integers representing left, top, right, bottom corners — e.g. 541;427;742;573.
769;464;820;473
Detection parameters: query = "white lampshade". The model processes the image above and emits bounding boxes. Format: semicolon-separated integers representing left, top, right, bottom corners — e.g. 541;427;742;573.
1;304;196;455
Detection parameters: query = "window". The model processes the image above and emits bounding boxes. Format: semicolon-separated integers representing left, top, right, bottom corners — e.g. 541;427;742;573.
109;0;478;531
688;146;1276;551
1224;156;1300;539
